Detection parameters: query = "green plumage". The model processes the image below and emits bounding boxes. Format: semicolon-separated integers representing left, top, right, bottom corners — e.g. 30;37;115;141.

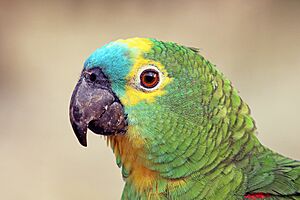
119;39;299;199
77;38;300;199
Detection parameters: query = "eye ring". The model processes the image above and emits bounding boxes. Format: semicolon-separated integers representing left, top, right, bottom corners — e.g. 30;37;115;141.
139;68;160;89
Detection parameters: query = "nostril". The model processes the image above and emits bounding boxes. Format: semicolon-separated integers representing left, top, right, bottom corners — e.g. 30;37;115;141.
89;73;97;82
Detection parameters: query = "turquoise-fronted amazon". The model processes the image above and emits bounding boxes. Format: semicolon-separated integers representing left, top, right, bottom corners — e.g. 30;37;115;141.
69;38;300;199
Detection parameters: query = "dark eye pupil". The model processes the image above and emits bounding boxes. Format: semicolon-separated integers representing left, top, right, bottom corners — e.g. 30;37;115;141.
90;73;97;82
140;69;159;89
144;72;155;83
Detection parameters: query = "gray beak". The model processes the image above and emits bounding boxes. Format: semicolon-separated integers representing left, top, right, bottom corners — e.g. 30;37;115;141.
69;68;127;147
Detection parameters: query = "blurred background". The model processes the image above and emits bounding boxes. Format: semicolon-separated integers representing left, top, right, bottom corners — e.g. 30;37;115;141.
0;0;299;199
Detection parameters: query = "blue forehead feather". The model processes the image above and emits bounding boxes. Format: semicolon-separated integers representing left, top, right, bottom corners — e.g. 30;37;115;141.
84;42;132;81
84;42;134;96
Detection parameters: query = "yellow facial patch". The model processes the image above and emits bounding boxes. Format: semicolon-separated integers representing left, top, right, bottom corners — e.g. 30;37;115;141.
117;38;173;106
116;38;153;52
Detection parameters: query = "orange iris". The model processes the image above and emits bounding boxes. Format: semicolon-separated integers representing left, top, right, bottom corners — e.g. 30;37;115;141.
140;69;160;89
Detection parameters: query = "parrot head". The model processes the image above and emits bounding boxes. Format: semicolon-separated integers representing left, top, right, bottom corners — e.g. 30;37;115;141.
69;38;249;192
69;38;198;145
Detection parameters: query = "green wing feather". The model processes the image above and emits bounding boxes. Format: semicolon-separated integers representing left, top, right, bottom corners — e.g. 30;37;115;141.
244;149;300;199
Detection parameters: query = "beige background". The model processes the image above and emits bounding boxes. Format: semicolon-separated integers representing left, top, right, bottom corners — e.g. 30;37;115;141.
0;0;299;199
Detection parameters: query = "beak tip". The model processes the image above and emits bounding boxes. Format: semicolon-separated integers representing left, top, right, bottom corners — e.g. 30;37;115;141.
70;121;88;147
79;140;88;147
76;131;88;147
76;132;88;147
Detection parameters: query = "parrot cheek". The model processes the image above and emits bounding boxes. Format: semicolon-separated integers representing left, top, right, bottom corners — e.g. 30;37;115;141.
69;69;128;147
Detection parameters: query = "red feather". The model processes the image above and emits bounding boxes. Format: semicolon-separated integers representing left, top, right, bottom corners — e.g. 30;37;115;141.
244;193;271;199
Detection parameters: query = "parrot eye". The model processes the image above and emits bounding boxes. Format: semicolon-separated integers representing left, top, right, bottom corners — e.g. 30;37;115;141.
140;69;160;89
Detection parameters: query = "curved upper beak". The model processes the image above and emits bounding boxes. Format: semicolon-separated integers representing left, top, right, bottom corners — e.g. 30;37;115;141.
69;69;127;147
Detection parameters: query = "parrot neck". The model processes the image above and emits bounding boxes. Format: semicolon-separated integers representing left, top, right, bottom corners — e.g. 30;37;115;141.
107;127;264;200
107;127;184;198
107;127;160;194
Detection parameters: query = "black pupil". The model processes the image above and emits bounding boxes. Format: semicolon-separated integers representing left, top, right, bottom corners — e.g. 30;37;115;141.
144;72;156;83
90;73;97;82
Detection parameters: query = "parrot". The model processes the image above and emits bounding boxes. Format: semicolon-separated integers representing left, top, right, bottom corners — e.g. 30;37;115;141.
69;38;300;200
